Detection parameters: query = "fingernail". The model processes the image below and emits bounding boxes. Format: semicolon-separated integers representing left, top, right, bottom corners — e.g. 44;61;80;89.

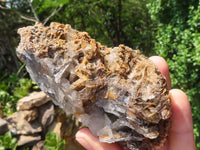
76;133;94;150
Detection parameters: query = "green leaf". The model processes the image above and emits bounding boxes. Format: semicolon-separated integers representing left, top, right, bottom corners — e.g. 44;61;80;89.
44;132;66;150
0;132;17;149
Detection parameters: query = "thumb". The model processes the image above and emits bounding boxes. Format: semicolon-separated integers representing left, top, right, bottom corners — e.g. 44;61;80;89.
76;128;123;150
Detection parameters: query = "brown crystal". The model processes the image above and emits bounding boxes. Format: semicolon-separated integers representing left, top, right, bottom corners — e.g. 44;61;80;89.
17;22;171;150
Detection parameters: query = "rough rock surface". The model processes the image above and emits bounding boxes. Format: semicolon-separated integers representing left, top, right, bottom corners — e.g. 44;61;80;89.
17;22;171;150
0;102;3;118
0;118;9;135
7;111;42;135
17;135;41;147
17;91;51;111
1;91;83;149
47;107;85;150
32;141;44;150
22;108;39;122
38;101;54;130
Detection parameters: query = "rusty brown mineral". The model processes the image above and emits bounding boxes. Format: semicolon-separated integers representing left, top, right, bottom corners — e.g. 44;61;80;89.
16;22;171;150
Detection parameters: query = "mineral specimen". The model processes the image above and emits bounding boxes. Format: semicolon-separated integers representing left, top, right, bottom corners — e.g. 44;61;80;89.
17;22;171;150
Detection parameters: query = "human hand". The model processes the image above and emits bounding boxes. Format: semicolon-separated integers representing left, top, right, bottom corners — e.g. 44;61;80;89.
75;56;196;150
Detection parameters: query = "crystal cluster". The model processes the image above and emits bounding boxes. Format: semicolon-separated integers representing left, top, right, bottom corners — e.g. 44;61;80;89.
17;22;171;150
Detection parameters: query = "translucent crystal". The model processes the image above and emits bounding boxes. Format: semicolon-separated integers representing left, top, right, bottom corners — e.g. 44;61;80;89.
17;22;171;150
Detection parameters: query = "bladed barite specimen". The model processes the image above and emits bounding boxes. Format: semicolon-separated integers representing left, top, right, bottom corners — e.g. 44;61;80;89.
17;22;171;150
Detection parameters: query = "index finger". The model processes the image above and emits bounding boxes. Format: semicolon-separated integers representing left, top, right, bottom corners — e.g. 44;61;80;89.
149;56;171;89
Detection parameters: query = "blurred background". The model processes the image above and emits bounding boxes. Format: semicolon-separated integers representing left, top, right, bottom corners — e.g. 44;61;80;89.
0;0;200;149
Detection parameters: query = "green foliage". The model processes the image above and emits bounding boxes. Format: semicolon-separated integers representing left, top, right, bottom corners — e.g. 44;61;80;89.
13;78;32;99
0;71;34;115
0;132;17;150
0;0;30;72
148;0;200;148
44;132;66;150
31;0;154;55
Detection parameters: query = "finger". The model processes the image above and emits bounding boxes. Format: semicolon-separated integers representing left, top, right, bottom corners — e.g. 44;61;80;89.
168;89;195;150
76;128;123;150
149;56;171;89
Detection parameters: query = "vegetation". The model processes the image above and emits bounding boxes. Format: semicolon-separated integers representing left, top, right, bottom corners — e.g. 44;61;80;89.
0;132;17;150
0;71;37;115
0;131;65;150
0;0;199;149
44;132;66;150
148;0;200;148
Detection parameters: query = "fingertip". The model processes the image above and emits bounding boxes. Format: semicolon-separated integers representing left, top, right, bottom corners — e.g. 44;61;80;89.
169;89;191;116
149;56;168;73
76;128;95;150
169;89;193;133
170;89;189;103
76;128;123;150
76;128;92;138
149;56;171;89
149;56;167;65
168;89;195;150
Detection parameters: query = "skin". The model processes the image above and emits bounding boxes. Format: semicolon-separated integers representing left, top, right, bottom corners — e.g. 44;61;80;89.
76;56;196;150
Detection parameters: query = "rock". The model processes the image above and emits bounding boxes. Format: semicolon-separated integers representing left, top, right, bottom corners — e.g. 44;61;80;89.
0;102;3;118
17;91;51;111
17;135;41;147
60;114;85;150
47;108;84;150
7;111;42;135
65;137;85;150
48;121;62;136
47;107;68;136
0;118;9;135
38;101;54;129
32;141;45;150
23;108;38;122
17;22;171;150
